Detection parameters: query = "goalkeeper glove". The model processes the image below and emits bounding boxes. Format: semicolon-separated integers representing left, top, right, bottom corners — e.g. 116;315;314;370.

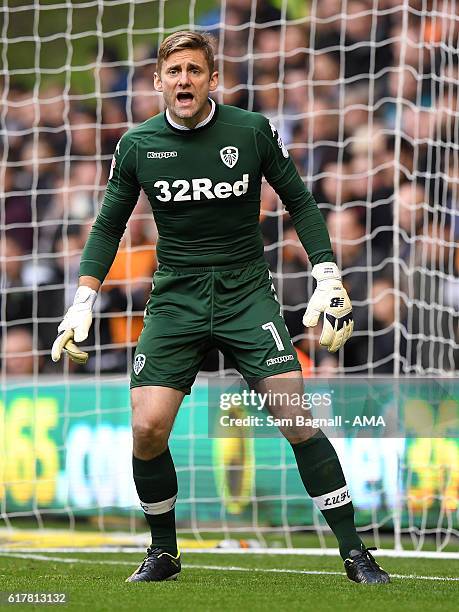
51;286;97;364
302;262;353;353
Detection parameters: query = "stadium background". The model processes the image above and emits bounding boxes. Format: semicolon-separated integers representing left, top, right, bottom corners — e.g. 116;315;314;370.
1;0;458;552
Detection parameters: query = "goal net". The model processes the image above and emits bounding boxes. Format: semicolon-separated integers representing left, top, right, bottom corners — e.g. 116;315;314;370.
1;0;458;553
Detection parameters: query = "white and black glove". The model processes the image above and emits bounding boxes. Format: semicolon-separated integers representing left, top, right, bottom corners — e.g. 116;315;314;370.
51;286;97;365
303;262;353;353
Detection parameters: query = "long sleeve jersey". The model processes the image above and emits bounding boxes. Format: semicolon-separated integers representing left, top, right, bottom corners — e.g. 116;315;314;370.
80;103;333;280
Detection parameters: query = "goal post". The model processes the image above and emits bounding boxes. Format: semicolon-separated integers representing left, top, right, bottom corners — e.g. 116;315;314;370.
1;0;458;553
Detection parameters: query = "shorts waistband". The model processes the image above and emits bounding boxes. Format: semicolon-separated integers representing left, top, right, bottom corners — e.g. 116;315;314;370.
158;256;266;274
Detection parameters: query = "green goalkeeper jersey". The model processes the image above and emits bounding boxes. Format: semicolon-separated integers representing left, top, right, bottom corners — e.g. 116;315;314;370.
80;103;333;279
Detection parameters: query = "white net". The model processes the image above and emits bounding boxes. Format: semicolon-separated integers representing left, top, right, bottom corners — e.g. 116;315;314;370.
0;0;458;552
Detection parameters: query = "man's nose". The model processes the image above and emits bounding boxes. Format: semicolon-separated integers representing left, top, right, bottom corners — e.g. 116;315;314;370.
178;70;191;86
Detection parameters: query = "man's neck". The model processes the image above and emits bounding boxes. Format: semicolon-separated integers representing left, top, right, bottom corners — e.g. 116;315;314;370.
166;98;215;130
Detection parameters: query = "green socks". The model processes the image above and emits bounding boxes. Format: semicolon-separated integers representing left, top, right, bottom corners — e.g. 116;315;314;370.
132;434;362;560
291;430;363;560
132;448;178;556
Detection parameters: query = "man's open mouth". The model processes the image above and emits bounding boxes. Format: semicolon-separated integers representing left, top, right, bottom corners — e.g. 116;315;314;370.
177;92;194;102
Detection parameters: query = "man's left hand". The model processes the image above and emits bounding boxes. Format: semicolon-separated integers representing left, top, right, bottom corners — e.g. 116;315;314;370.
303;262;354;352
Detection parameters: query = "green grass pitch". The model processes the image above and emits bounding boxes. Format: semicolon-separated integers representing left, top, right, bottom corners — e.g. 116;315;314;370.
0;552;458;612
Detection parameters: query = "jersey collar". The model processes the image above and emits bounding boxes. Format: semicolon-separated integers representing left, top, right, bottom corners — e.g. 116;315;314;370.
165;98;218;134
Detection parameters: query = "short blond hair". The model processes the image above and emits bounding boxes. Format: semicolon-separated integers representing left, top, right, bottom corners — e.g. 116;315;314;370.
157;31;216;75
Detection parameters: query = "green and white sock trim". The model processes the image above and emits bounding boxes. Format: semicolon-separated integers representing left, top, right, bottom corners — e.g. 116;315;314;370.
140;494;177;515
312;485;351;510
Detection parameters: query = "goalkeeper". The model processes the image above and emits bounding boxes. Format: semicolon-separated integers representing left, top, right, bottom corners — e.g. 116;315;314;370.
52;31;389;585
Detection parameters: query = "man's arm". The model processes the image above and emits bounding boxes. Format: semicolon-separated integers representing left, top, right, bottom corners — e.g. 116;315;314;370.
79;276;101;292
255;116;353;352
254;117;333;264
79;134;141;282
52;133;141;364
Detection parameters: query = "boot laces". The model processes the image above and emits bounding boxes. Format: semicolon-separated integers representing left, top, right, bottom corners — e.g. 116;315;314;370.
353;547;379;570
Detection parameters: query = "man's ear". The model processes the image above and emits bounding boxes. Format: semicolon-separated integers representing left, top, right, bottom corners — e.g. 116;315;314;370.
209;71;219;92
154;72;163;92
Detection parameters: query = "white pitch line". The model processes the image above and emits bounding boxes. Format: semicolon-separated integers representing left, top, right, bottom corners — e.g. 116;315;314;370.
0;552;131;565
0;552;458;582
1;547;459;560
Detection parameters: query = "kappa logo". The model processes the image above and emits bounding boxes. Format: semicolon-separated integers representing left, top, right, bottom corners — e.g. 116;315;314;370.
220;146;239;168
268;121;289;159
147;151;178;159
108;156;116;181
133;353;146;375
108;139;122;181
266;354;294;367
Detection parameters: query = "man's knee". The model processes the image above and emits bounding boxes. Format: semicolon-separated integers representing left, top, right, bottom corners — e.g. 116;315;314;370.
131;398;170;457
132;416;169;450
254;370;317;444
131;386;183;459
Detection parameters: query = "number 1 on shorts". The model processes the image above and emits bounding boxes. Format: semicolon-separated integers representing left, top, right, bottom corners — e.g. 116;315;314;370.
262;321;285;351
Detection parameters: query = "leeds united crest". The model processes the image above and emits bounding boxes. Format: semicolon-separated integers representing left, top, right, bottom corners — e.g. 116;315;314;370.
220;146;239;168
133;353;146;375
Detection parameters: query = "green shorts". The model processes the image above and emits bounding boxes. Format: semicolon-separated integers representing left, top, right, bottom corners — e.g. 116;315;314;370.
130;257;301;393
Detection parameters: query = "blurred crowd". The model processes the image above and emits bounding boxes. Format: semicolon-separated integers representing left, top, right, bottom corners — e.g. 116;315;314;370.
1;0;458;377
